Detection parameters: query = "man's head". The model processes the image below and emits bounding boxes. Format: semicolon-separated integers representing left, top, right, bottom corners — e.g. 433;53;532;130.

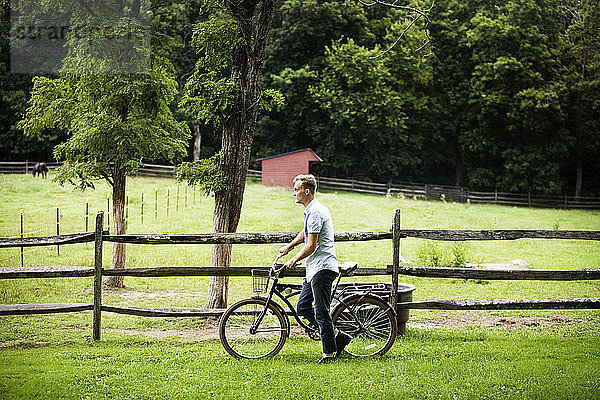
292;174;317;206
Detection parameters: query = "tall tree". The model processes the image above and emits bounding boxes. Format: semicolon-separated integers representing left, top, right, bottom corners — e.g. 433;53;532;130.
427;0;480;187
179;0;279;308
560;0;600;197
20;1;189;287
308;38;415;180
463;0;568;193
181;0;433;308
254;0;378;161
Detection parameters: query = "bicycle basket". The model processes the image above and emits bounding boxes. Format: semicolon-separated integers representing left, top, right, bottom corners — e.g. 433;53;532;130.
251;269;271;293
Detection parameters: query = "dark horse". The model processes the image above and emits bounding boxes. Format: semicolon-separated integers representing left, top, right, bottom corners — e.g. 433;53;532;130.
32;162;48;178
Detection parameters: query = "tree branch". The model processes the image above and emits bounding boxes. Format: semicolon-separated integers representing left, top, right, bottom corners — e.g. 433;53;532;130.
370;13;421;59
363;0;434;57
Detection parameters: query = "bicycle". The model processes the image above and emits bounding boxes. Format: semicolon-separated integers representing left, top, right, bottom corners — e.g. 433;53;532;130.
218;255;398;359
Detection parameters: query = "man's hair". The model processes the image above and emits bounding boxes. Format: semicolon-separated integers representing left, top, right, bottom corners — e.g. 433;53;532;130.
293;174;317;194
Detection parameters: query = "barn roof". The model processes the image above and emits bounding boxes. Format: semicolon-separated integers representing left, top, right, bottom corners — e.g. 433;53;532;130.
256;148;323;162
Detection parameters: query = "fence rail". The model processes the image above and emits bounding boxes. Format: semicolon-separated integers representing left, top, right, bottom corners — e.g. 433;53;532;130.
263;170;600;209
1;210;600;342
398;298;600;310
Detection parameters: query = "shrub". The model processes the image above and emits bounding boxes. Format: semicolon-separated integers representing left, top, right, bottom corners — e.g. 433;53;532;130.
416;240;472;268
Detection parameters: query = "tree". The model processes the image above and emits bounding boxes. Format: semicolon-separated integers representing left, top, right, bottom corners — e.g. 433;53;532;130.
253;0;379;162
308;38;414;180
460;0;568;193
19;1;189;287
560;0;600;197
255;0;433;180
427;0;479;187
179;0;279;308
0;0;62;162
180;0;432;308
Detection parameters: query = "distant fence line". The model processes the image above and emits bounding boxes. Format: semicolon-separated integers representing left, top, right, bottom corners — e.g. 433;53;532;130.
1;162;599;209
314;175;600;210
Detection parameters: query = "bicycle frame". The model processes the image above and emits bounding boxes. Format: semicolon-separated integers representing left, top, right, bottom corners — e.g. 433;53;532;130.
249;260;381;336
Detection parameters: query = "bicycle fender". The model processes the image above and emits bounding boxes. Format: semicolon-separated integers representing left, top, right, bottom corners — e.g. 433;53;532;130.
333;293;398;318
250;295;291;336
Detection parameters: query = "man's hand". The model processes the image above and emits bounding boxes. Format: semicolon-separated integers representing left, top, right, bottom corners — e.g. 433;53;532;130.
279;245;291;256
283;258;297;269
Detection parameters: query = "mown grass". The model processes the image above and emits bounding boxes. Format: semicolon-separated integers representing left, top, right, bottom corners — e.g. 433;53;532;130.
1;173;600;399
1;328;599;399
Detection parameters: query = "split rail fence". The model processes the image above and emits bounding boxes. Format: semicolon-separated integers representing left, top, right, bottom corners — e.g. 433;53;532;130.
1;209;599;341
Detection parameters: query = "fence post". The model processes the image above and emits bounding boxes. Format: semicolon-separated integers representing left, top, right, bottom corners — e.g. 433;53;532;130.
391;209;401;322
93;211;104;341
106;194;111;233
141;189;145;224
125;192;129;229
20;209;24;268
154;187;158;220
167;187;170;217
56;202;60;255
85;198;90;231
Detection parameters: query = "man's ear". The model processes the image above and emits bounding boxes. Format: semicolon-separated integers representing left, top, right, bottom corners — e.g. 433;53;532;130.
305;189;310;195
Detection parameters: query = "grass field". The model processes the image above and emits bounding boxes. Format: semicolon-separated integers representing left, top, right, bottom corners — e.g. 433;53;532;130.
1;173;599;399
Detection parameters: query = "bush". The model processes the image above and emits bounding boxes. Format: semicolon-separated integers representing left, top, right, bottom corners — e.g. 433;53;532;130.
416;240;472;268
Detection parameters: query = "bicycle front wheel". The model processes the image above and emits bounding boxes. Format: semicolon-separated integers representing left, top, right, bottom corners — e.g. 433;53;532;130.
332;295;397;357
219;297;288;359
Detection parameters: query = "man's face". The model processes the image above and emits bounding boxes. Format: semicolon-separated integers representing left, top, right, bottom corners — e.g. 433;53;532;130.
292;181;307;204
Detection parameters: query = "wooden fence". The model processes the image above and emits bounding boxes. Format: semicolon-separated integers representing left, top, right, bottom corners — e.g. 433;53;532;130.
0;161;61;174
314;175;600;209
3;161;598;209
1;209;599;341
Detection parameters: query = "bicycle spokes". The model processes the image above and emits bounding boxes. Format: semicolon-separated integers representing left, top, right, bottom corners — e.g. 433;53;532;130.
332;296;397;357
219;298;288;359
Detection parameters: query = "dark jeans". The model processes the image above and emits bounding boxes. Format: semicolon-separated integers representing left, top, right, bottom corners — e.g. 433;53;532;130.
296;269;338;355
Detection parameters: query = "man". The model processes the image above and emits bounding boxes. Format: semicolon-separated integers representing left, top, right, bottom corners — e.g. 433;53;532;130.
279;174;352;363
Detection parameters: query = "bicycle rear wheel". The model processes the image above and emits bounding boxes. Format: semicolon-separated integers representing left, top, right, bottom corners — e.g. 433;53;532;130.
219;297;288;359
331;295;397;357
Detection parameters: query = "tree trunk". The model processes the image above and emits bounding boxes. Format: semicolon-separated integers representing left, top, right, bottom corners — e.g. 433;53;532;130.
205;109;255;308
575;159;583;198
454;139;464;187
204;0;275;309
104;169;127;288
192;124;201;161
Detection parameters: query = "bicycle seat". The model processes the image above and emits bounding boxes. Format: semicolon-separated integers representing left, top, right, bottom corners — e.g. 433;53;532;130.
339;261;358;276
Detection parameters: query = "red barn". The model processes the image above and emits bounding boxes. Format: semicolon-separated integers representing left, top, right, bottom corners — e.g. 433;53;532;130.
257;148;322;188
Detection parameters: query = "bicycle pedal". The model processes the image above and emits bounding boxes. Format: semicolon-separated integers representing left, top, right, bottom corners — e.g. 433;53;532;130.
308;329;321;341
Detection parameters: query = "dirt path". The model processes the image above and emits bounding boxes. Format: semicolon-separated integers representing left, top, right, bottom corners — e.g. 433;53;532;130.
410;311;586;331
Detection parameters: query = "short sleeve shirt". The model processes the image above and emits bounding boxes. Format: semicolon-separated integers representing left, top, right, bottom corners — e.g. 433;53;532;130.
303;199;339;281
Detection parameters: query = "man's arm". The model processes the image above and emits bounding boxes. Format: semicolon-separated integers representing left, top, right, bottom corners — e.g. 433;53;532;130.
279;230;304;256
283;233;318;269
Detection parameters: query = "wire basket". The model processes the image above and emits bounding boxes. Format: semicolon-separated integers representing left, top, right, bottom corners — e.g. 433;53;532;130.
251;269;271;293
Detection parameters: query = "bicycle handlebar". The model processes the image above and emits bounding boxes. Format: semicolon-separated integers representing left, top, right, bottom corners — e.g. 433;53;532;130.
271;254;301;274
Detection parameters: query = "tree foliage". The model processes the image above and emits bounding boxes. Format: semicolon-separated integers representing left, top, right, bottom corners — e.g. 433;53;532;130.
18;0;190;286
20;11;189;189
254;0;599;195
2;0;599;196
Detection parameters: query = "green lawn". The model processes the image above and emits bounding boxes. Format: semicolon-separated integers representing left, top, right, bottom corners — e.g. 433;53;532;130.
1;173;599;399
1;329;598;400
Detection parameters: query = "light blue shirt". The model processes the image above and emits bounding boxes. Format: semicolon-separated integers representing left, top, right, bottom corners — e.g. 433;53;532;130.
303;199;339;281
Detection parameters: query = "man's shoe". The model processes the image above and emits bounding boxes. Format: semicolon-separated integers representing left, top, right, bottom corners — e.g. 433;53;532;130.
335;332;352;358
317;356;336;364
